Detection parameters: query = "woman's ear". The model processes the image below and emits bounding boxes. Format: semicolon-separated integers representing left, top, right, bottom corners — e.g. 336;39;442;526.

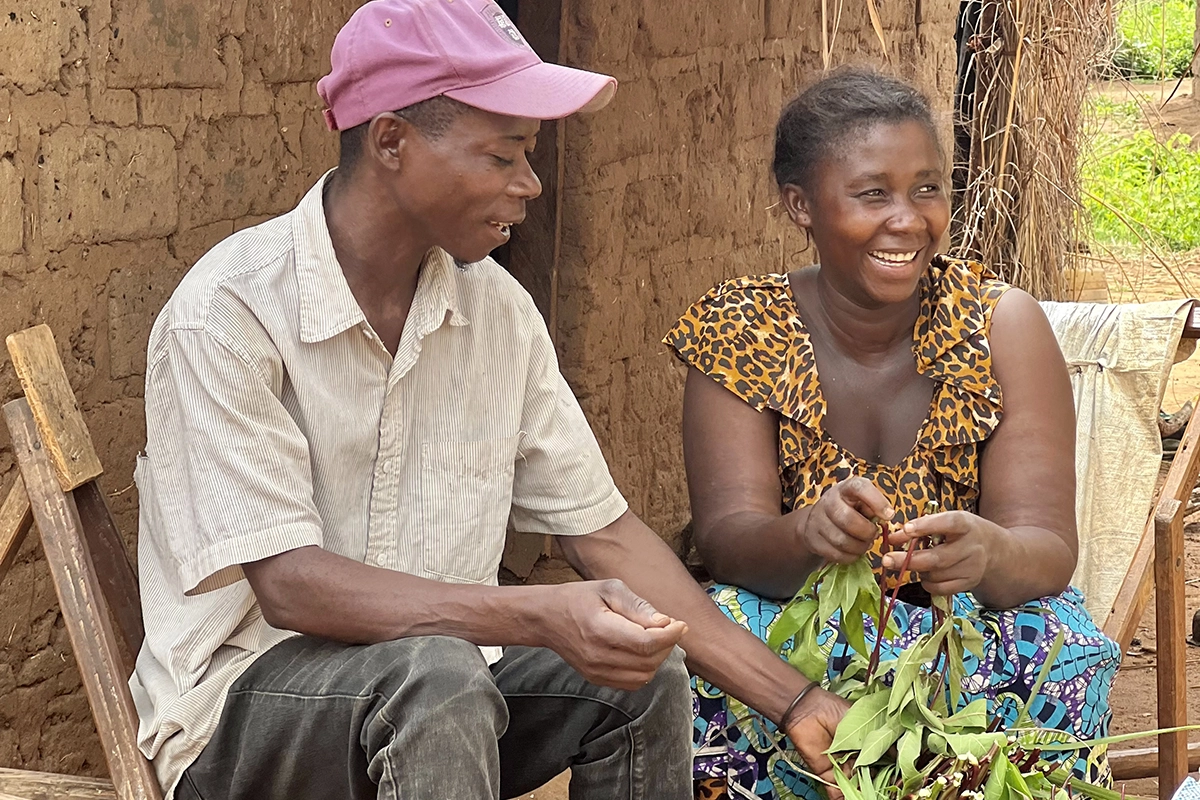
780;183;813;231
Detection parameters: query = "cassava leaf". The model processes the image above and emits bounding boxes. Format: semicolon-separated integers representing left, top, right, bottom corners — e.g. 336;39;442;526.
767;597;817;652
887;645;925;714
911;682;947;732
960;617;986;659
832;763;865;800
896;727;922;785
857;766;878;800
830;690;891;753
1028;723;1200;751
943;731;1007;760
818;573;841;631
983;750;1011;800
1005;759;1034;799
855;714;904;767
946;628;965;710
841;607;870;660
872;764;895;794
943;697;989;732
1045;768;1124;800
788;638;830;684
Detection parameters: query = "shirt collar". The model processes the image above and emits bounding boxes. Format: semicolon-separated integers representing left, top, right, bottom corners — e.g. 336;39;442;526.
293;171;469;344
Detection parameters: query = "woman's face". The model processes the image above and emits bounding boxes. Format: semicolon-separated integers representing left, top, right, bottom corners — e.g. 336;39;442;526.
782;119;950;308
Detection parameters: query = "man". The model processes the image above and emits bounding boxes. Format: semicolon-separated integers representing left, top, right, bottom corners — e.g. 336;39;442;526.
130;1;848;797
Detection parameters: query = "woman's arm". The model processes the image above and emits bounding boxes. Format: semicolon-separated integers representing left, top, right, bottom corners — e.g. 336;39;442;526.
684;367;890;599
887;289;1078;608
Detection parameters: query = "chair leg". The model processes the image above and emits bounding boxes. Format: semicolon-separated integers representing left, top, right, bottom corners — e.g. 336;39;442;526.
1154;497;1188;800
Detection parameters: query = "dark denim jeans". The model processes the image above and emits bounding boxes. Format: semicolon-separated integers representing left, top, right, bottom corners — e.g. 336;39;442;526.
175;635;692;800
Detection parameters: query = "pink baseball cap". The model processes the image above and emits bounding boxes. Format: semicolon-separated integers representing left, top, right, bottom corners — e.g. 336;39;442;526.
317;0;618;131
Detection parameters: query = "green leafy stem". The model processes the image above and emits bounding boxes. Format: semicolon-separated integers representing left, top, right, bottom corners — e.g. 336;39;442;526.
758;511;1195;800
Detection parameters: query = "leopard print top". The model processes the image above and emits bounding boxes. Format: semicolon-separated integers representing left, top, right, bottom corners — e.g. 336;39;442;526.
664;255;1012;586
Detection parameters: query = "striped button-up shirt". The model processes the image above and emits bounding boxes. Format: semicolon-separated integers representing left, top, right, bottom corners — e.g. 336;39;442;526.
130;174;628;797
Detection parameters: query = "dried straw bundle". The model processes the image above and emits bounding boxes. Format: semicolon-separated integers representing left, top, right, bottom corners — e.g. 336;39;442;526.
952;0;1111;300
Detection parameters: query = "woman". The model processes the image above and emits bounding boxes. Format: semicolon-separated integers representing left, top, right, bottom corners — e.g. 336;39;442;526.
664;70;1119;800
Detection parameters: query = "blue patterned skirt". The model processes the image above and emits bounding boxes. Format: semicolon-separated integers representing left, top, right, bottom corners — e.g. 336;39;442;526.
692;584;1121;800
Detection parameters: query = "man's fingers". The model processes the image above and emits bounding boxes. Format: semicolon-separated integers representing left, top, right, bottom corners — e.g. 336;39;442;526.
638;620;688;654
593;606;686;658
598;579;672;629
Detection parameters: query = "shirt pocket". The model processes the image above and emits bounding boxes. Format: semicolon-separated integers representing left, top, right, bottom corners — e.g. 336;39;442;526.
420;436;518;584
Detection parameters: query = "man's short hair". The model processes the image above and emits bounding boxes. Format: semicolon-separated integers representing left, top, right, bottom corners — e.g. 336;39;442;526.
337;95;470;175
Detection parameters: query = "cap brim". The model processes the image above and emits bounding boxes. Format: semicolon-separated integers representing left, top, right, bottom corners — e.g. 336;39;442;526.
444;62;617;121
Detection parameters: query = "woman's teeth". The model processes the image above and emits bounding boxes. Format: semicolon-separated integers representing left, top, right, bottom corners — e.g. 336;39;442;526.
869;250;918;265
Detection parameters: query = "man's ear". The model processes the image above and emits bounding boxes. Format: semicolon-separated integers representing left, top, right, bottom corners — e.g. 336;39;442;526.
780;183;814;230
366;112;413;172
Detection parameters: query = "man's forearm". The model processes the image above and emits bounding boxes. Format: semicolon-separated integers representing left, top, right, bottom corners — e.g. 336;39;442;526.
561;511;811;725
244;545;555;647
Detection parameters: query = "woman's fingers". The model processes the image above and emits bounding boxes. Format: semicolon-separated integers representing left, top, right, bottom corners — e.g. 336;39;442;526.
838;476;894;521
826;494;881;544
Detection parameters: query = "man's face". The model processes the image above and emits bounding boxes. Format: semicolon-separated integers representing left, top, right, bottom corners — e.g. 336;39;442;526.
393;106;542;265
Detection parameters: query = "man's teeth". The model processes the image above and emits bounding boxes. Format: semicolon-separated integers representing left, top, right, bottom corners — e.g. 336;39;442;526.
491;222;511;236
869;250;918;264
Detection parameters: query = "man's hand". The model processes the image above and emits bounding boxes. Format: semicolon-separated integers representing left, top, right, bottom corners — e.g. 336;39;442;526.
539;579;688;691
883;510;999;596
783;686;851;800
799;477;892;564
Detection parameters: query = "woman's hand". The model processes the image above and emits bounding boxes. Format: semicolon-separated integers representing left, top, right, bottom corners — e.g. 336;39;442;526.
883;510;1000;596
798;476;893;564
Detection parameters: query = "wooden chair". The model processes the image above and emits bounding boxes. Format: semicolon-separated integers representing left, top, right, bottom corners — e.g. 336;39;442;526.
0;324;161;800
1065;302;1200;798
1104;405;1199;794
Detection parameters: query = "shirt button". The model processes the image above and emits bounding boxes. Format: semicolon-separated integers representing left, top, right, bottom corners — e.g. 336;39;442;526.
371;554;386;567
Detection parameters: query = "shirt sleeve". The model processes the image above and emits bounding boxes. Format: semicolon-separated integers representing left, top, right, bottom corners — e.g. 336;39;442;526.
508;307;628;537
139;322;324;595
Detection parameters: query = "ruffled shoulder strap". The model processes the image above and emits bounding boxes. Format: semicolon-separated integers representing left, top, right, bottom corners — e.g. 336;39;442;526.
917;256;1012;473
663;275;822;428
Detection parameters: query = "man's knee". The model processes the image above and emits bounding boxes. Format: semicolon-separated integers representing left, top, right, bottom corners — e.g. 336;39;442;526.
636;646;692;723
372;636;507;729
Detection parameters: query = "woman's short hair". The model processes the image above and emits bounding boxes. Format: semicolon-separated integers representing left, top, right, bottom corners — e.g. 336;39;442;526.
772;68;941;191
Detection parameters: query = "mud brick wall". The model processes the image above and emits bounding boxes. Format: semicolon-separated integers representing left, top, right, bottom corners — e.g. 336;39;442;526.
0;0;359;774
552;0;959;551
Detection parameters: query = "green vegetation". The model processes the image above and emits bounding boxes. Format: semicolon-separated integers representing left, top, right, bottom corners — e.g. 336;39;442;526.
764;540;1125;800
1109;0;1197;80
1081;98;1200;252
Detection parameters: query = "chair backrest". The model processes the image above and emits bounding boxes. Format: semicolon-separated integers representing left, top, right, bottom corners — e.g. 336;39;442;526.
3;325;162;800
